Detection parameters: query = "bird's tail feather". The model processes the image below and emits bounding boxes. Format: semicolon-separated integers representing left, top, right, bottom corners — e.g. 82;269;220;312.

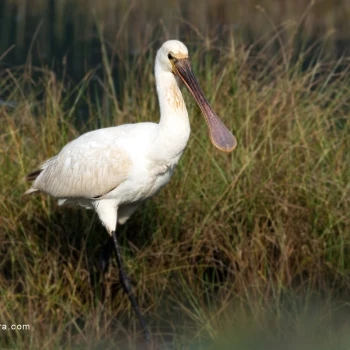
25;169;42;181
23;188;38;196
23;169;42;196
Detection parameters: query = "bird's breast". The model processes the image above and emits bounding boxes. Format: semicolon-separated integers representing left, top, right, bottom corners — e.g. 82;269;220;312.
103;159;176;205
135;160;176;200
150;162;176;194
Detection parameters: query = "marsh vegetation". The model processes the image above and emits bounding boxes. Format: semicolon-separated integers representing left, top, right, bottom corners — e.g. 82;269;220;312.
0;1;349;349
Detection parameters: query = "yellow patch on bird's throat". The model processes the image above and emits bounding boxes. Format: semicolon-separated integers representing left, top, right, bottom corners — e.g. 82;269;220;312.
167;84;185;110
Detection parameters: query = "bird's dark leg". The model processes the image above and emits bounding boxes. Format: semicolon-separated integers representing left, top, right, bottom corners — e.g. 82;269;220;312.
97;236;114;276
111;230;151;343
92;236;114;302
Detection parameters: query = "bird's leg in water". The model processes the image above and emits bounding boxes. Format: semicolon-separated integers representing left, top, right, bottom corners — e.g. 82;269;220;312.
111;230;151;342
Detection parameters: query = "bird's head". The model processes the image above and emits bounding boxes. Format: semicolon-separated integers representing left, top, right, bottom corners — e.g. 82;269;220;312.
156;40;237;153
156;40;188;73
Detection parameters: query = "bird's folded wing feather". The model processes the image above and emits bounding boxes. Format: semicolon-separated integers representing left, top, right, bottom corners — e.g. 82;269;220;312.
31;141;132;199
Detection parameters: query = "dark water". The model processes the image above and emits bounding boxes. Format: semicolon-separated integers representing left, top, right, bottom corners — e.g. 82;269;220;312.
1;1;350;78
0;1;97;80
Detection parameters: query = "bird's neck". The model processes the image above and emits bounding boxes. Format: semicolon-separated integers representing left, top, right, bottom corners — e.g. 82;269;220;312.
153;63;190;159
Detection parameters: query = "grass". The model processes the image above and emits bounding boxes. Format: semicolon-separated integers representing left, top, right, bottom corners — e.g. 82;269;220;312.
0;9;350;350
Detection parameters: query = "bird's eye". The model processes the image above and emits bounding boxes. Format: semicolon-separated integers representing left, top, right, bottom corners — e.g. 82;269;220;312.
168;53;173;60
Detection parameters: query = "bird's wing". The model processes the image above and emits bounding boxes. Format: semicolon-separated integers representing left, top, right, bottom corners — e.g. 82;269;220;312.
30;140;132;199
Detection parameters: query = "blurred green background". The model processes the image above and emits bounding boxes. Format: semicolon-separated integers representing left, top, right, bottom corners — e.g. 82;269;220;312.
1;0;350;78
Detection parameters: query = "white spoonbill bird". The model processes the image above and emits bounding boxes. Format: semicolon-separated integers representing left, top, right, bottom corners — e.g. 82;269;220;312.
25;40;237;341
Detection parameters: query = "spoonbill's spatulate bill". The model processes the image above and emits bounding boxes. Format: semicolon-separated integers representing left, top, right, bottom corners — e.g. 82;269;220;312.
172;56;236;152
25;40;236;342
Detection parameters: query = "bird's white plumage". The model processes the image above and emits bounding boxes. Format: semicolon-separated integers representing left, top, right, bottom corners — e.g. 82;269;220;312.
26;40;192;233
